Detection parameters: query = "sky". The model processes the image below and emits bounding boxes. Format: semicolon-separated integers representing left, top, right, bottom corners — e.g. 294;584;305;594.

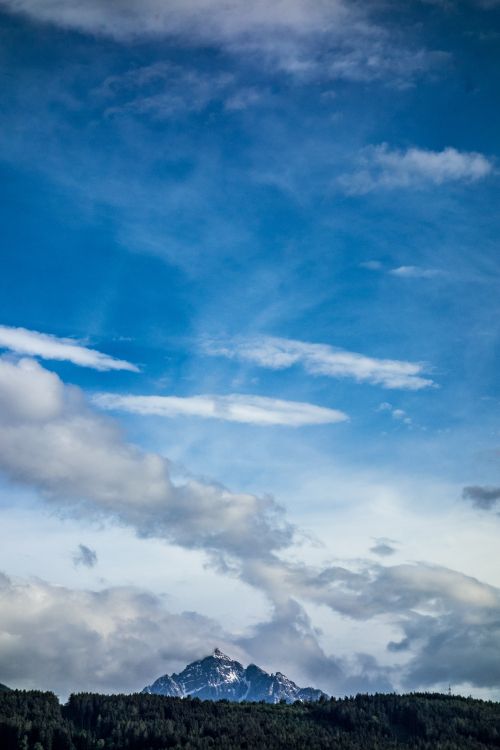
0;0;500;701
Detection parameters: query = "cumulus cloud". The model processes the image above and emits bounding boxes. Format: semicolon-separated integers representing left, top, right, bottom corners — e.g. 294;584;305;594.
0;324;138;372
0;572;233;697
93;392;348;427
462;485;500;510
0;357;292;563
73;544;98;568
339;145;493;194
238;598;393;696
3;558;500;697
0;0;446;86
203;336;434;390
276;559;500;689
377;402;412;425
0;570;395;699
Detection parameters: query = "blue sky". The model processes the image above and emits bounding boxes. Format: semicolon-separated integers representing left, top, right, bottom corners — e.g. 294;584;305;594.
0;0;500;700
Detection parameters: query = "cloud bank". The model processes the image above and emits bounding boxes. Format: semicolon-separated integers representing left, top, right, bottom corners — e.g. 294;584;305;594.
0;572;231;697
203;336;434;390
0;325;138;372
0;356;499;695
93;392;348;427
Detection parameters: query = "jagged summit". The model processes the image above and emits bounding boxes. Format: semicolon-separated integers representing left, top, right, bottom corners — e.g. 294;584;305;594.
142;651;326;704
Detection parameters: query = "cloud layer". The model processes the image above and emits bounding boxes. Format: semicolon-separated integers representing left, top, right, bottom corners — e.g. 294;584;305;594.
0;356;499;695
0;325;138;372
203;336;434;390
93;392;348;427
0;0;445;85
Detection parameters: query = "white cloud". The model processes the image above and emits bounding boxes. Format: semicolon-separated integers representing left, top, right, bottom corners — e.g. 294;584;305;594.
390;265;445;279
0;571;233;697
0;0;445;85
203;336;434;390
339;145;493;194
93;392;348;427
0;357;291;561
377;401;412;425
0;324;138;372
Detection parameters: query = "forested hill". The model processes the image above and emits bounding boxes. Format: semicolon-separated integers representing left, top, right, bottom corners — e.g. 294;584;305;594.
1;689;500;750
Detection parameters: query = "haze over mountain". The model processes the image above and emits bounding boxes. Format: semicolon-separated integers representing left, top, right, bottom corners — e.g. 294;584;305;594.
143;649;326;704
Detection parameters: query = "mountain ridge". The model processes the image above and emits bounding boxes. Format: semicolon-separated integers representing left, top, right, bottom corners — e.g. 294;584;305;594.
142;648;326;704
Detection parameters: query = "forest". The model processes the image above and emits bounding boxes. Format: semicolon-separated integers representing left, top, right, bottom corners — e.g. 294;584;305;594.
1;689;500;749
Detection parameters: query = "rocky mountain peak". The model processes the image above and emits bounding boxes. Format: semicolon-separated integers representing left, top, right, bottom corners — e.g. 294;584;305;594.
142;652;326;704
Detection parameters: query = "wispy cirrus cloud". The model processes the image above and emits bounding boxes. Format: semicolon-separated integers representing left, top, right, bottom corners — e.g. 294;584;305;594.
97;63;263;120
389;266;446;279
339;145;493;194
203;336;435;390
0;0;446;86
0;325;138;372
93;392;347;427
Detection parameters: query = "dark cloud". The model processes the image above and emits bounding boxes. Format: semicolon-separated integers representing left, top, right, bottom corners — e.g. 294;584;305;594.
462;485;500;510
73;544;98;568
402;615;500;690
370;539;397;557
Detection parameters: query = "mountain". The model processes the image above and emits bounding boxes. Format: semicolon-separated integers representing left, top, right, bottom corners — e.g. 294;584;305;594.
0;684;10;692
142;649;326;704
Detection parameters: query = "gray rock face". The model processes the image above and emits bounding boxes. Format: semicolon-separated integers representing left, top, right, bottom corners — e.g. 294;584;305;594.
142;649;326;704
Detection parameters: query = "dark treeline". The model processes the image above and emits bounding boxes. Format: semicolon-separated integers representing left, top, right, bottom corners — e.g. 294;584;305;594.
1;689;500;750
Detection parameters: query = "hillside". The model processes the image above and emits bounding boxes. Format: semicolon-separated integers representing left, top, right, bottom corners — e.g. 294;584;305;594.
1;689;500;749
